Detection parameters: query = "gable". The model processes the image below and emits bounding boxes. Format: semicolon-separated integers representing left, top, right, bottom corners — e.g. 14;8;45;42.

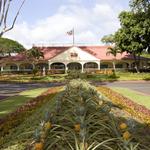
49;46;100;62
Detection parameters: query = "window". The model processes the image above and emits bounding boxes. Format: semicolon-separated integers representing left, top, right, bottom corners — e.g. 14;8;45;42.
101;64;108;68
115;64;123;68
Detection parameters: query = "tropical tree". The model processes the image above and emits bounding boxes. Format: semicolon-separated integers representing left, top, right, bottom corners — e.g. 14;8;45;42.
101;34;115;45
102;0;150;73
26;47;44;76
0;0;26;37
106;46;120;73
114;11;148;72
130;0;150;54
130;0;150;12
101;34;120;73
26;47;44;60
0;37;25;55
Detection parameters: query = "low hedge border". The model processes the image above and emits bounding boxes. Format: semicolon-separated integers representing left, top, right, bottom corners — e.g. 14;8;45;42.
0;86;63;137
97;86;150;126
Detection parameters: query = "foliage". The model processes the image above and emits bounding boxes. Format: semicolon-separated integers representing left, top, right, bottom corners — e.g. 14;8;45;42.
0;87;62;138
28;80;149;150
0;92;58;149
114;10;150;72
115;11;149;54
112;87;150;109
102;0;150;73
0;37;25;55
97;86;150;125
0;80;150;149
106;46;121;72
0;88;49;117
130;0;150;12
67;70;82;79
101;34;115;45
26;47;44;60
0;74;66;83
106;46;120;58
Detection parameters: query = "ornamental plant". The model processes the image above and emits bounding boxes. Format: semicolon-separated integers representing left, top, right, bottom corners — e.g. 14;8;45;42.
28;80;149;150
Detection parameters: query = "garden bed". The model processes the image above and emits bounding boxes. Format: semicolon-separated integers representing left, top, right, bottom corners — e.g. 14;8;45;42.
0;80;150;150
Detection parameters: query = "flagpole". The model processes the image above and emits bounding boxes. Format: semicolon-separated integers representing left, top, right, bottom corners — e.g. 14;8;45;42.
73;28;75;46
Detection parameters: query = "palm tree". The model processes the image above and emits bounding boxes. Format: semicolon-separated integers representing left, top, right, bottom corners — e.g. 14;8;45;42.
26;47;44;76
106;46;120;73
27;47;44;60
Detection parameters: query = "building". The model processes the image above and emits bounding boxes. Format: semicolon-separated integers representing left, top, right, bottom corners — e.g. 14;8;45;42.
0;45;149;73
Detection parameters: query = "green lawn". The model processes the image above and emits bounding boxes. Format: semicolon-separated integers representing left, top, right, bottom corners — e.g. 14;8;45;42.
87;72;150;81
0;88;48;117
0;72;150;83
116;72;150;81
0;74;66;83
111;87;150;109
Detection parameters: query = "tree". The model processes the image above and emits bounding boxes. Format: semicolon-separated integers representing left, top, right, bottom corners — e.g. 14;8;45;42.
0;37;25;55
0;0;26;37
130;0;150;54
101;34;120;73
114;11;147;72
101;34;115;45
26;47;44;76
130;0;150;12
26;47;44;60
106;46;120;73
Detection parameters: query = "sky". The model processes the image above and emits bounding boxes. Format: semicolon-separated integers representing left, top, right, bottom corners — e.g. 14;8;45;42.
4;0;130;48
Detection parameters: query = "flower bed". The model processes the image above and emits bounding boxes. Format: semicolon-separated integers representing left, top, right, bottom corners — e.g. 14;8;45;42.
27;80;149;150
0;86;63;138
97;86;150;125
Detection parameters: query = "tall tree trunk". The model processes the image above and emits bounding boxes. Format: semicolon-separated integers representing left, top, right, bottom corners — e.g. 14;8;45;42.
133;53;140;73
112;61;116;74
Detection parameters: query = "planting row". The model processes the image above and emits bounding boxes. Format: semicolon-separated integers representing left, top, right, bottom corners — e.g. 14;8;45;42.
0;86;62;139
28;80;149;150
97;86;150;125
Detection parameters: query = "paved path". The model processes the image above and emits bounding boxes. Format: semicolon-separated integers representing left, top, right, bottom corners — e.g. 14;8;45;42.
0;82;64;100
0;81;149;101
93;81;150;95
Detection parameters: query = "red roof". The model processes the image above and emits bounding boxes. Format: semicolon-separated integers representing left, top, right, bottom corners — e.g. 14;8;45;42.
81;46;134;60
35;46;139;61
0;46;148;63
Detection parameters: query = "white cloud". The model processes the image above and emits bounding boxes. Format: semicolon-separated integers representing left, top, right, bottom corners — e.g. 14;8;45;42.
4;1;128;49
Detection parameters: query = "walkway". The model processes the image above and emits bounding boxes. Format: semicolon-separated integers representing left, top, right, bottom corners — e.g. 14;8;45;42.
0;82;64;100
93;81;150;95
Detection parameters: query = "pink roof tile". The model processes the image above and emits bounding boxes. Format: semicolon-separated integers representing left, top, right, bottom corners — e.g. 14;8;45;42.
37;46;137;61
0;46;148;63
81;46;134;60
37;47;67;60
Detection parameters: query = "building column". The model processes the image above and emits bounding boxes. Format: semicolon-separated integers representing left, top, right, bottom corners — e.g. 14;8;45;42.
48;62;52;70
32;64;35;69
81;63;84;73
128;62;132;69
65;63;68;74
0;66;3;72
17;65;20;71
97;61;101;70
49;64;51;70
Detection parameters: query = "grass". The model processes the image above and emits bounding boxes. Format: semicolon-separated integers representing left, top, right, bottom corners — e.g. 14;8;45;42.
1;94;57;150
0;88;48;117
87;72;150;81
0;74;66;83
141;53;150;58
0;72;150;83
111;87;150;109
116;72;150;81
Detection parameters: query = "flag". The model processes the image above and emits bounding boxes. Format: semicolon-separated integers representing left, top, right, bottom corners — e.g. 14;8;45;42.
67;29;73;36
